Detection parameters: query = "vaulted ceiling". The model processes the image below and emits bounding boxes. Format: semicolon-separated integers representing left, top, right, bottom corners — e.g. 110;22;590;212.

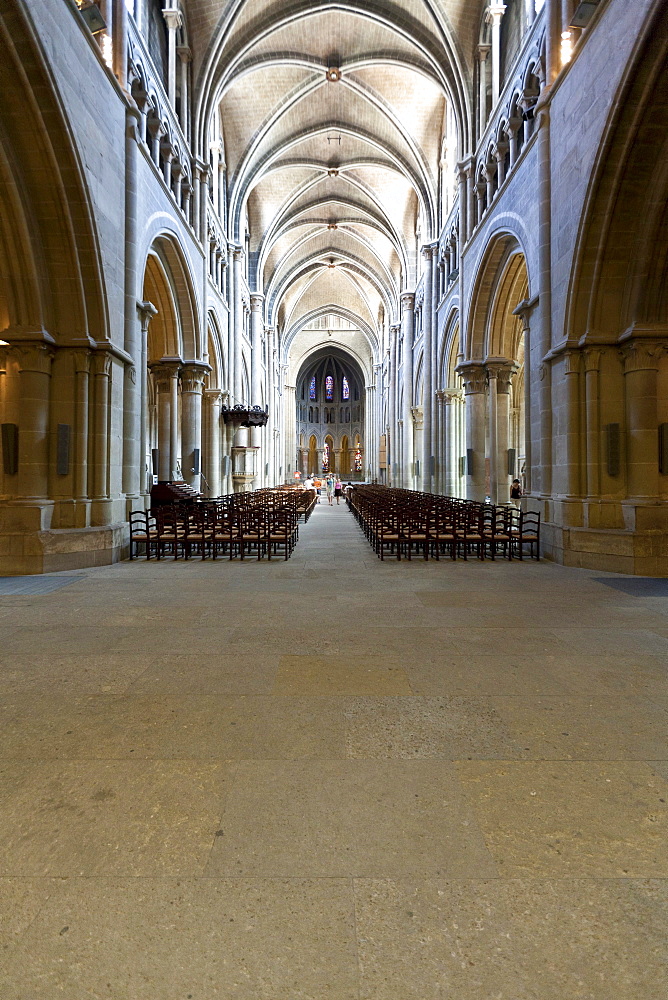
192;0;482;346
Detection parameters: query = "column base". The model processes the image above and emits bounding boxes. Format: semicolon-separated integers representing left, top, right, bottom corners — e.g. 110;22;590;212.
540;497;668;575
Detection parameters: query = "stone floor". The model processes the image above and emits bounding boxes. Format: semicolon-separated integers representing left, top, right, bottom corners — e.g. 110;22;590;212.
0;500;667;998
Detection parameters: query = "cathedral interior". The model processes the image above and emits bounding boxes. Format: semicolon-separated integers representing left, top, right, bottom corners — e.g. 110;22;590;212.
0;0;666;995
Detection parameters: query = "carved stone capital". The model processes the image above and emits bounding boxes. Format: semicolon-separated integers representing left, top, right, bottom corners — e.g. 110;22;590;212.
620;340;663;374
71;349;92;374
583;348;602;373
411;406;424;428
150;359;181;392
249;293;264;312
1;342;55;375
162;8;183;31
180;363;210;393
91;351;112;378
457;362;487;395
563;350;581;376
204;388;224;407
400;292;415;312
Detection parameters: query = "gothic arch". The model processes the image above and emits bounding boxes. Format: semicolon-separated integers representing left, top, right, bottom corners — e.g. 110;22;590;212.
0;1;107;344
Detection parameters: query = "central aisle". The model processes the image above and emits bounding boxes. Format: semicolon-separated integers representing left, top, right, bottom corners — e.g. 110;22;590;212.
0;499;666;998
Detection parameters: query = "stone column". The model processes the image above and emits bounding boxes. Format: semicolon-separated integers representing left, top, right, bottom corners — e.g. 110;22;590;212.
536;97;553;496
150;361;180;481
583;348;601;498
487;365;499;503
489;1;507;104
507;117;522;168
232;248;244;406
111;0;128;89
389;323;400;483
443;389;463;497
478;45;491;137
401;292;415;488
421;247;434;492
177;45;191;139
91;351;112;501
458;362;487;501
622;340;661;499
563;350;581;497
286;384;297;481
123;108;141;502
137;302;157;497
72;350;91;501
181;363;208;490
466;160;476;237
162;7;183;108
545;0;563;85
1;342;54;500
203;388;222;497
457;162;469;243
496;366;515;504
249;293;264;459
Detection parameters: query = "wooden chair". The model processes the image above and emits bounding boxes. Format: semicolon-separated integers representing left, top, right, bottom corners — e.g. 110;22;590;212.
129;511;158;559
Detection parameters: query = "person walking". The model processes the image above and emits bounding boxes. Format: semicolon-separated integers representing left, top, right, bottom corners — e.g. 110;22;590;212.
334;477;343;504
313;475;322;502
325;475;335;505
510;478;523;508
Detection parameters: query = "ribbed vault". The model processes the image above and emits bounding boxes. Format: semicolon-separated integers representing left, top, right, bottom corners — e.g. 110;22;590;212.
193;0;476;357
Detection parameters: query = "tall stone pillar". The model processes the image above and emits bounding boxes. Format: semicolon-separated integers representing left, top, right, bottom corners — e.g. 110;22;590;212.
284;384;296;482
232;248;244;406
111;0;128;90
622;340;661;499
457;162;470;243
563;350;582;497
536;97;553;497
489;1;507;103
177;45;191;139
249;293;264;469
487;365;499;503
443;389;463;497
150;360;180;481
137;301;157;498
91;352;112;502
421;246;434;493
204;388;222;497
389;323;400;483
584;348;601;498
162;7;183;107
1;342;54;501
496;366;515;504
122;107;141;502
478;45;491;137
459;362;487;501
401;292;415;488
181;364;208;490
70;350;91;504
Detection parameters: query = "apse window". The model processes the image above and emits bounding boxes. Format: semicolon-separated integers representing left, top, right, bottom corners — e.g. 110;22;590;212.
309;376;317;400
342;376;350;400
325;375;334;401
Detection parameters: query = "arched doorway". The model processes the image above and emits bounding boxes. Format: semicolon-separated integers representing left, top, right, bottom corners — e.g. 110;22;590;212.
308;435;318;475
296;348;366;480
461;235;529;503
340;435;350;477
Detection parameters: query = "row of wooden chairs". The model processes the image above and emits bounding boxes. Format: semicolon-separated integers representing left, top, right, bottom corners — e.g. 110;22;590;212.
129;489;304;561
347;486;540;561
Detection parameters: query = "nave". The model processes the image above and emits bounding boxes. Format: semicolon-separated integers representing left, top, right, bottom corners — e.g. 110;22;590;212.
0;506;666;997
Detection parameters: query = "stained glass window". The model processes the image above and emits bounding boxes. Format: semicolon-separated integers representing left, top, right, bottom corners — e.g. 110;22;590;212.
322;443;329;473
325;375;334;400
342;376;350;400
309;376;316;400
354;447;363;472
